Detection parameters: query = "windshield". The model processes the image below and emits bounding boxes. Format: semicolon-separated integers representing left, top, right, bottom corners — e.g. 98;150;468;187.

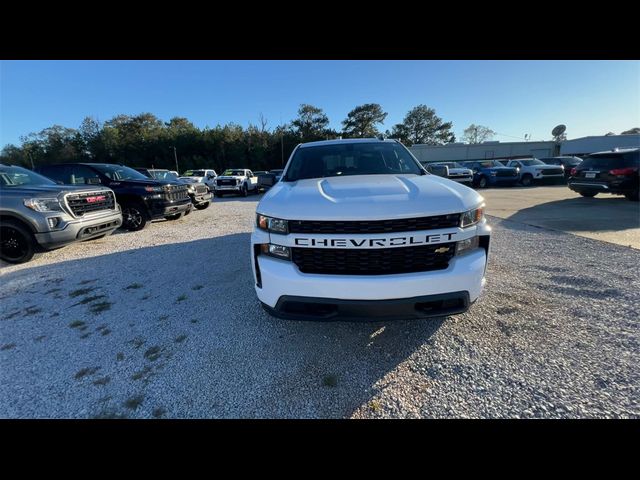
183;170;206;177
434;162;463;168
520;159;546;166
223;169;245;176
285;143;423;181
93;164;149;181
150;170;179;181
580;152;639;169
465;161;504;168
0;165;57;187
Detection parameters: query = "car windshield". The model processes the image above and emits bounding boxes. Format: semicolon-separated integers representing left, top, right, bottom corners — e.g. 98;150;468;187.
0;165;57;187
150;170;179;181
183;170;206;177
467;161;503;168
434;162;462;168
580;152;639;169
520;159;546;166
223;169;245;176
285;143;423;181
93;164;149;181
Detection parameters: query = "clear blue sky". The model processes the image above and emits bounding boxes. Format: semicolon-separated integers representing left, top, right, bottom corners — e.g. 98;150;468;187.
1;60;638;148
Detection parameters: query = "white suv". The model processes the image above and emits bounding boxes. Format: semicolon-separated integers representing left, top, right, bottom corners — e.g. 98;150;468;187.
251;138;491;321
506;158;564;186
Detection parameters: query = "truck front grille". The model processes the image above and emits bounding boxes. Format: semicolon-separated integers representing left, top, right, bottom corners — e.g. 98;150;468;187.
291;243;456;276
195;185;208;194
65;191;116;217
541;168;563;176
164;185;189;201
496;170;518;177
288;214;460;234
217;179;236;186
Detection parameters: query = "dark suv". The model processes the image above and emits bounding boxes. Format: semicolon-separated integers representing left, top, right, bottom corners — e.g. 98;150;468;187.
37;163;191;230
540;156;582;180
567;148;639;201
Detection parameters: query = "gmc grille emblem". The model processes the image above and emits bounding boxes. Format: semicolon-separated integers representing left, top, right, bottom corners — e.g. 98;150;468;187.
85;196;106;203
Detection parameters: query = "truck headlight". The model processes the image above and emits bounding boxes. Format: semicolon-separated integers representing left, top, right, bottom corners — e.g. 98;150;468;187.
260;243;291;260
24;198;63;212
257;214;288;234
460;206;484;228
456;236;479;255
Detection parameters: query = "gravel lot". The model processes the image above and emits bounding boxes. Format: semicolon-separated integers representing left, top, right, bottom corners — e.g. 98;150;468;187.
1;194;639;418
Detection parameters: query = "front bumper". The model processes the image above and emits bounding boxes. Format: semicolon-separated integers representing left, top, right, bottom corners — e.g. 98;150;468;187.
569;178;638;195
190;191;213;204
34;208;122;250
146;198;191;218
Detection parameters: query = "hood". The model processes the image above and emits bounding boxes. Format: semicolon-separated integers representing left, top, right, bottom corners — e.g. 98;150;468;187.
217;175;243;180
1;184;112;197
108;178;178;188
257;174;483;221
447;167;472;174
180;176;204;183
484;166;517;172
532;164;564;170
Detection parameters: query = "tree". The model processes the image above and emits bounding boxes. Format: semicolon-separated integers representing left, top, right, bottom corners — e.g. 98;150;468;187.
391;105;455;146
621;127;640;135
342;103;387;138
291;104;330;142
462;124;496;144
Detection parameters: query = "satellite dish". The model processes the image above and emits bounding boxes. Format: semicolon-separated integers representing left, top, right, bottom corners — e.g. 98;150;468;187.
552;124;566;137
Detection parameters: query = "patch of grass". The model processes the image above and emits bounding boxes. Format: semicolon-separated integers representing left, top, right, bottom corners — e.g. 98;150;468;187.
192;285;204;291
34;335;47;342
125;283;143;290
158;315;169;321
116;352;125;361
69;287;95;298
322;375;338;388
1;343;17;351
152;407;166;418
24;306;42;316
89;301;113;314
74;366;101;379
45;288;62;295
124;395;144;410
92;376;110;386
131;366;152;381
78;279;96;285
190;319;198;324
69;320;86;329
80;333;91;339
176;294;187;303
73;295;106;306
174;334;187;343
144;346;162;361
369;400;382;412
100;328;112;336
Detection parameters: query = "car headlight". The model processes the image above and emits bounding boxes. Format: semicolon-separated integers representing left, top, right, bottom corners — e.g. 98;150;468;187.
260;243;291;260
257;214;288;234
24;198;63;212
456;236;479;255
460;206;484;228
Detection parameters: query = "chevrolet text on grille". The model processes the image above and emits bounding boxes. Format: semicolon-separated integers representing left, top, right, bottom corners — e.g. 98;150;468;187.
293;232;456;248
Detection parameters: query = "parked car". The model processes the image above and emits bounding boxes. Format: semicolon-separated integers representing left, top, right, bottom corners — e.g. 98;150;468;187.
505;158;565;186
567;148;639;201
425;162;473;186
136;168;211;210
0;164;122;264
36;163;191;230
540;156;583;180
180;169;217;192
214;169;259;197
258;169;284;190
252;138;490;320
459;160;520;188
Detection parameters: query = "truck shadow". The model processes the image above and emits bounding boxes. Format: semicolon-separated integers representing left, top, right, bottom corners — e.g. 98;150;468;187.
0;232;444;418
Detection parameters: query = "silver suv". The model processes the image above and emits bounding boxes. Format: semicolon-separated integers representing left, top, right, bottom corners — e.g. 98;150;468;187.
0;164;123;264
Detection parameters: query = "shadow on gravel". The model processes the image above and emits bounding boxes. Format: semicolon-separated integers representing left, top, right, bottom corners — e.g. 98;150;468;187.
505;196;640;233
1;231;444;418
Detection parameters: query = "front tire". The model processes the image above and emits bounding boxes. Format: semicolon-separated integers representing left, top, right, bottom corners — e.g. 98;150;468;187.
241;184;248;197
122;203;148;231
0;220;38;264
194;202;210;210
579;191;597;198
521;174;533;187
478;176;488;189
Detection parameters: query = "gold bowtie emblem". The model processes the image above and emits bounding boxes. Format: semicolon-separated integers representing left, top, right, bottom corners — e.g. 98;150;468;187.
434;247;450;254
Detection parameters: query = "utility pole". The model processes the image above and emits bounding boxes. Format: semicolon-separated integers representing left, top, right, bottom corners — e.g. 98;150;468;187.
26;151;35;170
172;146;179;173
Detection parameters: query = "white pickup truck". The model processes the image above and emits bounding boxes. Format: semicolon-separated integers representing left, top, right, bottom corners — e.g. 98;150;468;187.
506;158;564;186
214;169;260;197
251;138;491;321
180;169;218;191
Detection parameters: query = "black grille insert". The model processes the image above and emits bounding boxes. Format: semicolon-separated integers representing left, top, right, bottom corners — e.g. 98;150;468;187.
65;191;115;217
288;214;460;234
496;170;518;177
292;243;456;275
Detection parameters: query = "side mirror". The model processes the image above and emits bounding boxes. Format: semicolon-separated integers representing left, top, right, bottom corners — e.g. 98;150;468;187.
429;165;449;178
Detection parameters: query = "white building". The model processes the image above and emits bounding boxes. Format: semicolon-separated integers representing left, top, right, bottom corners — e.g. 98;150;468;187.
409;134;640;164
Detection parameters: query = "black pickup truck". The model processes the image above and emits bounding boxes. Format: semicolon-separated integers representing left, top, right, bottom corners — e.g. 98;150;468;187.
36;163;191;230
